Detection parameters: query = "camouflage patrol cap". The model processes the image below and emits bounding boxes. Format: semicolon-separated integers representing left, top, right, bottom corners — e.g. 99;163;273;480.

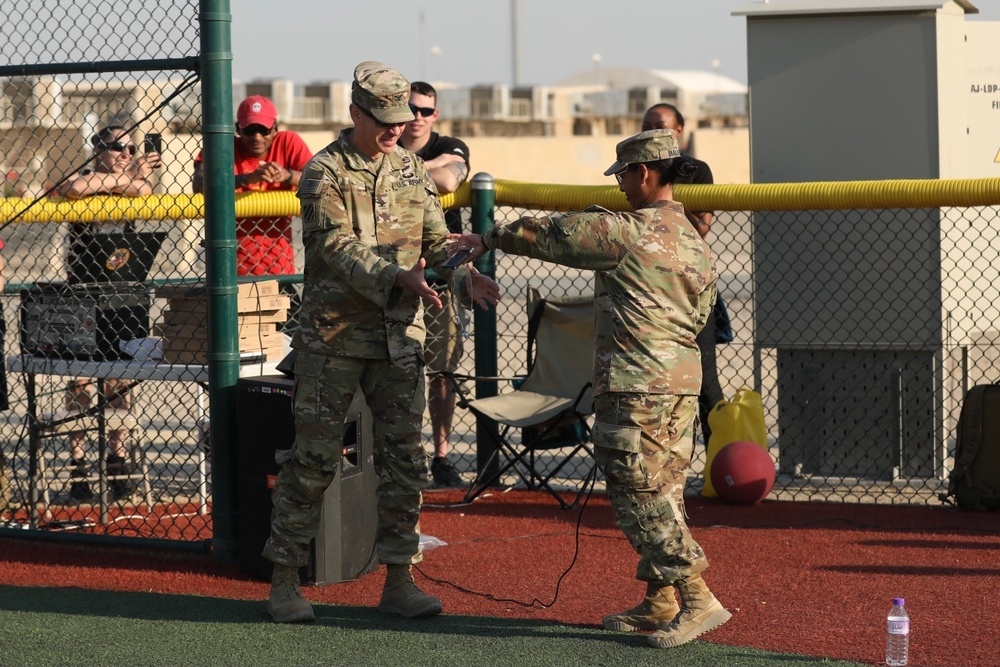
603;129;682;176
351;61;415;124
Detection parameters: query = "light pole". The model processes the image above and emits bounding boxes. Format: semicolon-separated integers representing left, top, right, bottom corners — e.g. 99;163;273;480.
511;0;520;86
419;10;426;80
430;46;441;83
711;58;722;122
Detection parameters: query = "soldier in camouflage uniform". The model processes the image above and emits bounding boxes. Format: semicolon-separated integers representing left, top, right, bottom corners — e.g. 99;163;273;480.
262;61;500;624
449;129;730;648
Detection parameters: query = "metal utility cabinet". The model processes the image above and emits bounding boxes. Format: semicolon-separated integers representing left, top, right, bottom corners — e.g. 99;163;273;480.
734;1;1000;481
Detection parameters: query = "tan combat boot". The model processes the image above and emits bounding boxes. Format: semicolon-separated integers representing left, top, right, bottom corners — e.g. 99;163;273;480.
377;564;442;618
648;574;731;648
602;580;680;632
266;564;315;623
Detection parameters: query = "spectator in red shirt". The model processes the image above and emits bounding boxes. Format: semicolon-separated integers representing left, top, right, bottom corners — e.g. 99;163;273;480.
192;95;313;276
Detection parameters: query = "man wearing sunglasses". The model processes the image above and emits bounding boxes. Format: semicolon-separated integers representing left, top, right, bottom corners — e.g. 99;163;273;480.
399;82;469;196
261;61;499;625
398;81;471;490
192;95;313;276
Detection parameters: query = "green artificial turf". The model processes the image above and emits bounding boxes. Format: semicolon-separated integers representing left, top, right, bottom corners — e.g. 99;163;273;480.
0;585;871;667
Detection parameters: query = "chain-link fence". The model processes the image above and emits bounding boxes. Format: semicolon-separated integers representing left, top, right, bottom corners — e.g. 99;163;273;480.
0;1;211;541
3;168;999;548
1;0;998;548
437;190;1000;508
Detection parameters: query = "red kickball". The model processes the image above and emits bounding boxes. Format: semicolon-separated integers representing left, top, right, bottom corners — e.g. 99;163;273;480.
710;440;776;505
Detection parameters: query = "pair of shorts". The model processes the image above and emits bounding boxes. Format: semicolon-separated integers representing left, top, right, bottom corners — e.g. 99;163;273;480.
423;289;464;375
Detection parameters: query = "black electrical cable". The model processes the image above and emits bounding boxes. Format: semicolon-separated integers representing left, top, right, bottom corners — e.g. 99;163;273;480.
414;465;599;609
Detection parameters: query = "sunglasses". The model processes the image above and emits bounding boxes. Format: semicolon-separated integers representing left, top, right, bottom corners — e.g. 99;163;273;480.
408;103;435;118
240;124;275;137
358;105;405;130
100;141;137;155
614;164;634;185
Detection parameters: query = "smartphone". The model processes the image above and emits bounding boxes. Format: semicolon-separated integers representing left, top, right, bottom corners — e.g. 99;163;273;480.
442;247;474;269
143;133;162;154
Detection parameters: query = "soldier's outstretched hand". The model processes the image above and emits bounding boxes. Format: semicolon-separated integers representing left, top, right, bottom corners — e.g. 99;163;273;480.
395;258;442;309
445;233;487;262
468;266;501;310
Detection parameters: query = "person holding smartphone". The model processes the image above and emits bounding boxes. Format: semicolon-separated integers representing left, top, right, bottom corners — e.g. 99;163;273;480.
57;126;160;200
53;126;159;501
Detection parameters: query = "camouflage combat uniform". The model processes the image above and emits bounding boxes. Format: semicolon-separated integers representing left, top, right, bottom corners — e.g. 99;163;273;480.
483;200;717;584
262;127;453;568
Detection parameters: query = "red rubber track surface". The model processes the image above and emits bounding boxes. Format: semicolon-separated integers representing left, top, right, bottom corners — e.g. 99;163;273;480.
2;491;997;667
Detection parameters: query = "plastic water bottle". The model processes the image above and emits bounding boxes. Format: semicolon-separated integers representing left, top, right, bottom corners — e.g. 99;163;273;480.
886;597;910;666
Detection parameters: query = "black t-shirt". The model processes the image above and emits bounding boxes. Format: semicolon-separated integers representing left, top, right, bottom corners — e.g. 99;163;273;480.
414;132;470;234
674;157;714;220
675;157;713;186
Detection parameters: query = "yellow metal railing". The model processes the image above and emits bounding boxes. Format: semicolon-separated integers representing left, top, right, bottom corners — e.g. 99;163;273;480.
5;176;1000;225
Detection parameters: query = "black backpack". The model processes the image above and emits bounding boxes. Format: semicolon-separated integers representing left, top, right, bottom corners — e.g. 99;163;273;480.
942;383;1000;510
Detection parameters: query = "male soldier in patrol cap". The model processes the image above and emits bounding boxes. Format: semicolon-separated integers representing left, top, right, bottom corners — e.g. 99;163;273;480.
449;129;730;648
261;61;500;623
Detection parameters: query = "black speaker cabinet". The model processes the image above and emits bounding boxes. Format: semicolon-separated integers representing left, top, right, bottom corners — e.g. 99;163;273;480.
236;374;378;585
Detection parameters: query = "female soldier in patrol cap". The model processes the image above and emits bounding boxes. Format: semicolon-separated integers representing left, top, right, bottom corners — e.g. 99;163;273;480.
449;129;730;649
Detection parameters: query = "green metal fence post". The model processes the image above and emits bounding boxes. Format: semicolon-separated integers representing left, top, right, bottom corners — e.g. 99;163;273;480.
199;0;239;562
470;173;499;482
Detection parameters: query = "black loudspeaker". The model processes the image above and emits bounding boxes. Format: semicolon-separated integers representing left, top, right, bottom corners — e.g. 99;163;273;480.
236;374;379;585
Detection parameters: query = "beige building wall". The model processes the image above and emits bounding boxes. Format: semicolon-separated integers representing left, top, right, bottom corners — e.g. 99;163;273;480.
298;130;338;156
157;134;209;192
692;127;750;185
467;128;749;186
3;125;748;194
298;128;750;187
466;136;624;185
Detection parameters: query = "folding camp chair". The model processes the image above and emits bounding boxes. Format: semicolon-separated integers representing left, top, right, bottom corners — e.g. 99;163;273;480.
450;287;596;509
